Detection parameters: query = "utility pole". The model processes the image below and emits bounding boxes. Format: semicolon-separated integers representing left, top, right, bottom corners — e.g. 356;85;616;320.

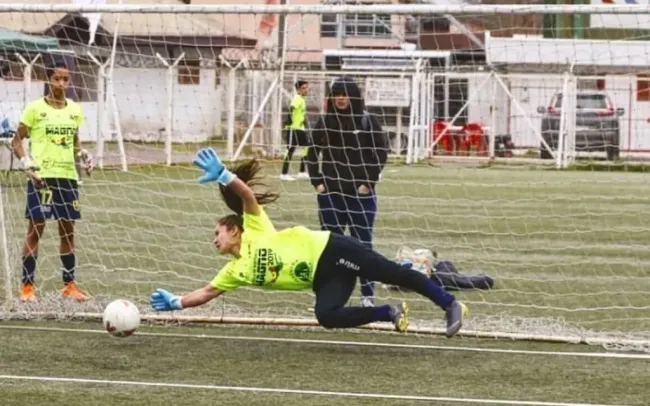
277;0;287;60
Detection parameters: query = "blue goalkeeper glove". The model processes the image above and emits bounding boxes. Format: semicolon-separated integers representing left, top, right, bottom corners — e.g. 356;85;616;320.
150;288;183;311
192;147;235;185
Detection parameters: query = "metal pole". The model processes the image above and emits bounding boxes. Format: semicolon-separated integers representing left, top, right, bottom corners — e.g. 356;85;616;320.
107;2;127;171
272;0;290;157
87;52;110;169
156;52;184;166
221;57;247;160
336;0;344;49
16;54;41;110
556;70;570;169
277;0;287;62
489;73;497;160
0;180;14;310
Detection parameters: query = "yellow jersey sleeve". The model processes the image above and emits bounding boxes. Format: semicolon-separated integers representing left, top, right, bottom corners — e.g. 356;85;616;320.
19;101;37;130
243;207;276;236
210;261;241;291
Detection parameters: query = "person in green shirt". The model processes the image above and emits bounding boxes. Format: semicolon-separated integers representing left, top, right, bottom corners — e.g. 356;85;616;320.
280;80;310;181
12;61;93;303
150;148;468;337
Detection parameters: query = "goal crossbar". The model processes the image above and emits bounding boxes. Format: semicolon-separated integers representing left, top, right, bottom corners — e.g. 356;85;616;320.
2;4;650;16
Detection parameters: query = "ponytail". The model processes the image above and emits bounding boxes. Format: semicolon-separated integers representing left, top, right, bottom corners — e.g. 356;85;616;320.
218;159;279;217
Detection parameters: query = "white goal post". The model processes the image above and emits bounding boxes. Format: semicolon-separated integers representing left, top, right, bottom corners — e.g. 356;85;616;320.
0;3;649;352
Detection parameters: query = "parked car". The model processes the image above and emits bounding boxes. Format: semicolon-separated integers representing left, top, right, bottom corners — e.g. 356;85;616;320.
537;92;624;161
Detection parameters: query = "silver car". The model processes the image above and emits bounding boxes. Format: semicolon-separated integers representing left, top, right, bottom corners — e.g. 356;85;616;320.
537;92;624;161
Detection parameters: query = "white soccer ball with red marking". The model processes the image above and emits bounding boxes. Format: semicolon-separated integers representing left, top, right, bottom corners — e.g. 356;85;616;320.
103;299;141;337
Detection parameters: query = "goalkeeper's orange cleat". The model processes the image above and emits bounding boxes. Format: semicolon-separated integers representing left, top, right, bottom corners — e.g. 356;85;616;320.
19;283;36;302
62;282;89;302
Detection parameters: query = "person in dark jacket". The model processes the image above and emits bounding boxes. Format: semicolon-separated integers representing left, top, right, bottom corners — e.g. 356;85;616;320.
306;76;389;307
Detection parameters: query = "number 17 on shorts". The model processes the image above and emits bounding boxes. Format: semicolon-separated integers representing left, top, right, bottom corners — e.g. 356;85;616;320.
24;179;81;221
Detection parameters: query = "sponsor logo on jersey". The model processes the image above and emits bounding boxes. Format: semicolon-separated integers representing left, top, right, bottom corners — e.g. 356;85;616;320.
253;248;283;286
46;126;77;137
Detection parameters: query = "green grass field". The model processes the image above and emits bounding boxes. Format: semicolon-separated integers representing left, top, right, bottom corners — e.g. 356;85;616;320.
0;321;648;406
1;160;649;405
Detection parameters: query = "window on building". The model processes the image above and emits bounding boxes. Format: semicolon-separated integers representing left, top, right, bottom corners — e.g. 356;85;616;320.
320;13;338;38
178;60;201;85
637;74;650;102
320;1;392;38
345;13;391;37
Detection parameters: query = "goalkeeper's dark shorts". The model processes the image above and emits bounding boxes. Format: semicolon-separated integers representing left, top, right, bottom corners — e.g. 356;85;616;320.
285;129;309;148
25;178;81;221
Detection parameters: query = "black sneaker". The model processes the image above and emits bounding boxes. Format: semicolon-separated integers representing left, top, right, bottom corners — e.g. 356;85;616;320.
445;300;468;338
390;302;409;332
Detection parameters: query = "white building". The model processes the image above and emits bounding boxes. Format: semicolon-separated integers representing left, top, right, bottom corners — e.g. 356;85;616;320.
0;0;256;144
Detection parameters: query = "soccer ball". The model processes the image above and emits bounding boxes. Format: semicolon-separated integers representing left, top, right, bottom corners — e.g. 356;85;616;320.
102;299;141;337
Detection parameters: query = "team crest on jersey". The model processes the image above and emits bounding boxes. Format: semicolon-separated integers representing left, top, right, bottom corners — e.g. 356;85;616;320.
40;112;46;117
291;262;311;283
69;115;78;121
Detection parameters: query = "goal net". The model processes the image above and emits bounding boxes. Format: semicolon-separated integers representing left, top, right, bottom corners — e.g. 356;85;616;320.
1;2;649;351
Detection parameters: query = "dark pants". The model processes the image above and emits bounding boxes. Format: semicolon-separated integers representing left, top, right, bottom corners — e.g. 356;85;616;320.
317;191;376;299
281;129;307;175
313;233;455;329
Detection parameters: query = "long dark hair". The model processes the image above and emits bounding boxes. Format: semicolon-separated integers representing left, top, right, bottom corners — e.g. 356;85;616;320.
217;159;279;231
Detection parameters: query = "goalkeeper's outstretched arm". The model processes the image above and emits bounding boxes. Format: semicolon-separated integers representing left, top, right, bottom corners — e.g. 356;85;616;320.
227;177;260;216
180;285;223;308
150;285;223;311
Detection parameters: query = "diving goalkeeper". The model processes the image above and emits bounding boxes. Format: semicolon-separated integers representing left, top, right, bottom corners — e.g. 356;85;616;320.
150;148;468;337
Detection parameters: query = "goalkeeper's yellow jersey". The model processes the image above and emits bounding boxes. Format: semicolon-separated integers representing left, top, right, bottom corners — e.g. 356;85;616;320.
210;208;330;291
20;97;84;180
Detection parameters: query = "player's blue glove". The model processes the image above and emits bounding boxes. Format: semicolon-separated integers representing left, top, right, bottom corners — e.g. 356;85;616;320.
0;117;16;138
150;288;183;311
192;147;235;185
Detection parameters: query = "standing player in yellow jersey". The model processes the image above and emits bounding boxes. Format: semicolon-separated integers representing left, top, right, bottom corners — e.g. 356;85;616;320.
11;61;93;302
150;148;468;337
280;80;310;181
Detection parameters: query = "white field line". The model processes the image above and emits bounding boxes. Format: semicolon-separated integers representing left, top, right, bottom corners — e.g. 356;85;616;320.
0;375;630;406
1;324;649;360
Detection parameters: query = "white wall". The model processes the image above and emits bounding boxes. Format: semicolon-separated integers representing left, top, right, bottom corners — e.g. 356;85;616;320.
590;0;650;29
466;74;494;127
487;34;650;68
605;74;650;151
0;67;226;145
0;79;43;124
112;67;222;143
